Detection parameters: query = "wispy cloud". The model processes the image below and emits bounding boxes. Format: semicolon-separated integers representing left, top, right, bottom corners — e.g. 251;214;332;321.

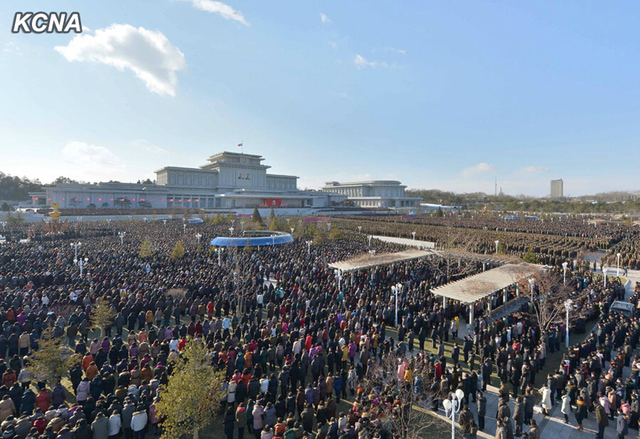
520;165;549;175
327;41;338;50
131;139;168;154
384;46;406;55
320;13;331;24
177;0;248;25
333;91;353;101
2;42;22;56
354;54;400;70
62;141;125;180
55;24;186;96
462;162;497;178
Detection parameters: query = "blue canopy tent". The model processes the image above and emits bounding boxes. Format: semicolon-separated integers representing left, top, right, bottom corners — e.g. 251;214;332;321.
210;231;293;247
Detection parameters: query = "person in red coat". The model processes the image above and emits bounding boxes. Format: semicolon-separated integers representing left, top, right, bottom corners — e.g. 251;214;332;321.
35;388;51;413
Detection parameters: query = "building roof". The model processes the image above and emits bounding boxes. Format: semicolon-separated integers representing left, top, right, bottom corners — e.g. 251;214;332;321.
430;263;547;304
328;249;434;272
324;180;404;187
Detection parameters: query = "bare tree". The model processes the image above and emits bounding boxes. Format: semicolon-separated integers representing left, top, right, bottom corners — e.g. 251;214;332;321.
357;353;447;439
518;269;573;334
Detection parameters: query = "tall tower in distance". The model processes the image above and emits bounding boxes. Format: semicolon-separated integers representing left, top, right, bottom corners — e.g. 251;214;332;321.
550;179;564;198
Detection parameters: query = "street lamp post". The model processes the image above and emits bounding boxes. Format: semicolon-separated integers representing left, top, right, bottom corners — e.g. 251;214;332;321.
442;389;465;439
195;233;202;246
70;242;81;260
392;283;402;327
306;240;312;255
603;267;608;288
564;299;573;349
240;221;245;233
291;227;295;236
75;257;88;277
368;235;373;247
412;231;416;241
617;253;621;276
336;270;343;293
229;227;234;236
358;226;362;234
562;262;568;286
217;247;224;266
495;240;500;254
118;232;126;245
183;223;186;234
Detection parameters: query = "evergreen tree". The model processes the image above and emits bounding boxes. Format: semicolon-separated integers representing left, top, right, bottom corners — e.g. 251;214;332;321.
252;206;262;224
139;239;153;259
90;298;116;338
27;328;80;388
171;241;186;260
156;339;225;439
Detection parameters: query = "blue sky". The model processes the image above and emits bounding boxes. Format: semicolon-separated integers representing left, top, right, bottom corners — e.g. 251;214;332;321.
0;1;639;196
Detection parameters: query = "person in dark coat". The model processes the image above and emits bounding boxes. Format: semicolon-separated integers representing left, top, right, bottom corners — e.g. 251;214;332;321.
224;406;236;439
236;379;247;404
477;391;486;432
301;404;314;433
20;389;35;415
513;395;524;437
72;418;92;439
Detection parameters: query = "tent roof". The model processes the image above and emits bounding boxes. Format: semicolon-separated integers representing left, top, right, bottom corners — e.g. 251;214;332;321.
328;249;434;272
430;263;546;304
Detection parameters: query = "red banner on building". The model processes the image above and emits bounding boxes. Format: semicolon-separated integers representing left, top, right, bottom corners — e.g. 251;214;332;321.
263;198;282;207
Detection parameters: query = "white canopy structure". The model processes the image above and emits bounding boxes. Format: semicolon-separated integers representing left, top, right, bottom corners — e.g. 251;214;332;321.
328;249;434;272
430;262;547;305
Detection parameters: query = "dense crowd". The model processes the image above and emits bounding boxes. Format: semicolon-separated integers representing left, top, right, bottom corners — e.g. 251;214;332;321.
0;217;637;439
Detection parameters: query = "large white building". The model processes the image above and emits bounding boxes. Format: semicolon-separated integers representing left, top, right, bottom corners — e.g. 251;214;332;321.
322;181;421;209
30;152;345;209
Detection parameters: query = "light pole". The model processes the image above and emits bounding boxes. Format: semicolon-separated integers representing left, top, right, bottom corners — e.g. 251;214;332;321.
562;262;568;286
162;220;167;225
240;221;245;233
195;233;202;246
75;257;88;277
327;222;331;231
306;240;312;255
617;253;621;276
336;269;343;296
0;222;6;232
229;227;234;236
368;235;373;247
564;299;573;348
442;389;465;439
358;226;362;234
70;242;81;260
118;232;126;245
412;231;416;241
291;227;295;236
392;283;402;327
217;247;224;265
183;223;186;234
495;240;500;254
603;267;608;288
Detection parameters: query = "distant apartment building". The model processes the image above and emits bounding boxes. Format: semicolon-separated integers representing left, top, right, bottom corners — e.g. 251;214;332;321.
550;179;564;198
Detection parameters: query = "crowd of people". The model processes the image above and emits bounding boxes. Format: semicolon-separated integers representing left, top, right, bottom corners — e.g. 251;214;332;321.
0;216;637;439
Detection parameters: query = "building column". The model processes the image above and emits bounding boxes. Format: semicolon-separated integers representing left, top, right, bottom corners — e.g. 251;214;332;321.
503;288;508;307
469;303;474;333
487;296;492;316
